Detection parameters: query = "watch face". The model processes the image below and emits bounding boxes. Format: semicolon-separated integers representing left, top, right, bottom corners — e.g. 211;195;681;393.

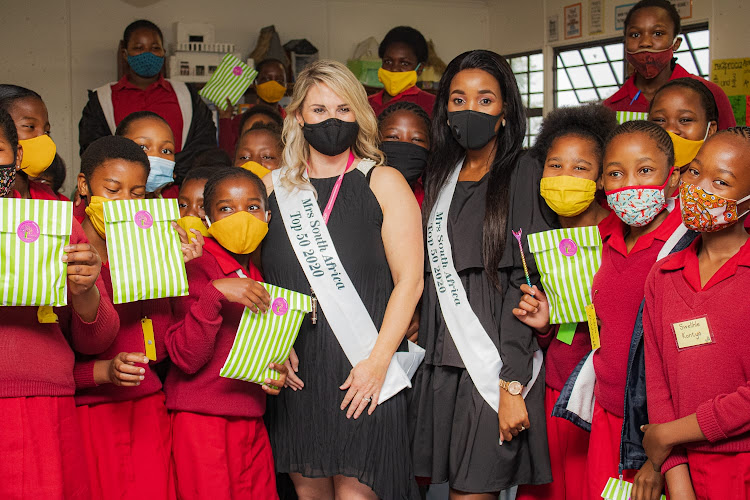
508;381;523;395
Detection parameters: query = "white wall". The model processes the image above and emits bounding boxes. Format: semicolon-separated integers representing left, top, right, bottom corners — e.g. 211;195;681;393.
0;0;490;195
2;0;748;195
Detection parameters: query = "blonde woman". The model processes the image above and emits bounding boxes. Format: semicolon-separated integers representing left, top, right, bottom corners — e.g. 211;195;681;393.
261;60;423;499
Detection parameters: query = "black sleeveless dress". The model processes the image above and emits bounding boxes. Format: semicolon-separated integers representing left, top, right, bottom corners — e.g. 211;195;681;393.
262;168;419;499
410;153;554;492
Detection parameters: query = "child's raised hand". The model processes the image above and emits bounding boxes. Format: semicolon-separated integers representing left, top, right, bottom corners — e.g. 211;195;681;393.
218;98;234;120
211;278;271;313
512;284;551;334
173;222;205;263
262;362;288;396
62;243;102;296
96;352;149;386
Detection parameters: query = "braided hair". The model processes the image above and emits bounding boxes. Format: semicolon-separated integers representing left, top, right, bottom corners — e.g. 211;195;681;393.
203;167;268;219
605;120;675;168
378;101;431;135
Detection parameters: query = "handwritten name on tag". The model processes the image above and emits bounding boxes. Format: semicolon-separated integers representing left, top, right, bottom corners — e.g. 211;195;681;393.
672;316;713;350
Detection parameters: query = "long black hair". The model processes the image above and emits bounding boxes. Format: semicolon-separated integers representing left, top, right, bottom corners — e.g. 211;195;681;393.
422;50;526;291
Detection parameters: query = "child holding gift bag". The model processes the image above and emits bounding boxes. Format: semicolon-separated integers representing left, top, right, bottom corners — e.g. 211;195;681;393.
0;109;120;499
74;135;204;499
641;128;750;499
513;104;618;500
165;167;287;500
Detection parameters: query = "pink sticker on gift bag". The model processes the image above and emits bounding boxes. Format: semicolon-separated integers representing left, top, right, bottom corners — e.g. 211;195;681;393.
272;297;289;316
17;220;40;243
135;210;153;229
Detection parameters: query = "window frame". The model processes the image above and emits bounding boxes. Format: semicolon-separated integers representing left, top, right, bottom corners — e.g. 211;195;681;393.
505;49;544;148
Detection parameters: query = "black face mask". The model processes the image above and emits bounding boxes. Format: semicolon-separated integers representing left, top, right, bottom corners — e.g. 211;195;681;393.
381;141;428;184
303;118;360;157
447;110;503;150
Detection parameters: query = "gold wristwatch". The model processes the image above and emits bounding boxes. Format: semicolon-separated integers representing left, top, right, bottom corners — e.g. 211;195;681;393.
499;379;524;396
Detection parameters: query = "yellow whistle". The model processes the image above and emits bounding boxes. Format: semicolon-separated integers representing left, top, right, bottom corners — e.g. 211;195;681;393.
141;318;157;361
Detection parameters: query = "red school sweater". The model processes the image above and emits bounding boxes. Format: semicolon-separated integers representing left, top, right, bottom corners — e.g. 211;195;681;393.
0;219;119;398
591;207;681;417
73;264;172;406
163;237;266;418
645;236;750;473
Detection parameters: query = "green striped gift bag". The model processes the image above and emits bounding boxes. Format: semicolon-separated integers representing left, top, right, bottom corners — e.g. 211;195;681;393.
103;199;188;304
221;283;312;385
0;198;72;306
527;226;602;324
616;111;649;123
601;477;666;499
198;54;259;111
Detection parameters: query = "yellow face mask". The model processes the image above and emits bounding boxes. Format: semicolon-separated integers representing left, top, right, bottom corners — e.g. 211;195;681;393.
19;134;56;177
84;195;111;239
207;211;268;255
239;161;271;179
540;176;598;217
256;80;287;104
176;215;210;237
377;67;418;97
667;126;709;167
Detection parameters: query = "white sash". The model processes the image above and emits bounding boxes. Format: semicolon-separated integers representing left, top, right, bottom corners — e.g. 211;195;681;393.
426;159;543;412
272;166;425;404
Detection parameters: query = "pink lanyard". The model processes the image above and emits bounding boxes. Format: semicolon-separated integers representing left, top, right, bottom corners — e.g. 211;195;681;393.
312;150;355;224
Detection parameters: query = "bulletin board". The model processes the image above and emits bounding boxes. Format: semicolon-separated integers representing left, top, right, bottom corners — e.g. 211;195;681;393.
711;58;750;126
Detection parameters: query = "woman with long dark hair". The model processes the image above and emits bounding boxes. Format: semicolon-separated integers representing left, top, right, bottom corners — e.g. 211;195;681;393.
411;49;554;497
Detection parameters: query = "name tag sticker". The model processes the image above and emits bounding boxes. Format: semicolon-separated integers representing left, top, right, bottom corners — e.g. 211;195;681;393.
585;303;600;350
672;316;713;350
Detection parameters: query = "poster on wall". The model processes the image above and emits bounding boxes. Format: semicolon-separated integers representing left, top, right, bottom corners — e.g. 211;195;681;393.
548;14;560;42
589;0;604;35
669;0;693;19
564;3;582;39
711;58;750;126
615;3;635;31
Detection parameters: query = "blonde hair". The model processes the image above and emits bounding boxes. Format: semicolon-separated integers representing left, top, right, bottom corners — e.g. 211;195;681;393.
280;60;384;192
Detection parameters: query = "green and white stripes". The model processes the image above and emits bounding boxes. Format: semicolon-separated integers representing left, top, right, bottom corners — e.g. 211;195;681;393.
527;226;602;324
601;477;666;500
198;54;258;110
103;199;188;304
0;199;72;306
221;283;312;385
616;111;649;123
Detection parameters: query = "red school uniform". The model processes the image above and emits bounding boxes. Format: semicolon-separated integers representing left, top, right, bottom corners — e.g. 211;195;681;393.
164;237;277;500
111;74;184;152
517;220;610;499
73;264;174;500
583;206;682;500
0;219;119;500
645;236;750;498
368;86;436;118
603;63;736;131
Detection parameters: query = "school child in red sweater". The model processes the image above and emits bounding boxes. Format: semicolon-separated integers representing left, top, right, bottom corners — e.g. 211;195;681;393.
0;109;119;499
514;104;618;500
74;135;204;499
584;121;682;500
233;122;283;177
165;167;288;500
642;127;750;500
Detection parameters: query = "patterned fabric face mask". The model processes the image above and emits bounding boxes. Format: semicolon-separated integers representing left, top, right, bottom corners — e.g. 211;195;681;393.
605;167;674;227
680;181;750;232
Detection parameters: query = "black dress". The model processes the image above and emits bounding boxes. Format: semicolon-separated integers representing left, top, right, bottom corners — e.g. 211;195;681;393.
262;168;419;500
410;153;555;492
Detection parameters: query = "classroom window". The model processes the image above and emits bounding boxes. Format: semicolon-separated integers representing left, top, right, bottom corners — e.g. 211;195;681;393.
507;51;544;148
554;24;710;108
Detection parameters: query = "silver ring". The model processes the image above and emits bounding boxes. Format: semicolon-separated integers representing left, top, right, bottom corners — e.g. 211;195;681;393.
363;397;372;402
